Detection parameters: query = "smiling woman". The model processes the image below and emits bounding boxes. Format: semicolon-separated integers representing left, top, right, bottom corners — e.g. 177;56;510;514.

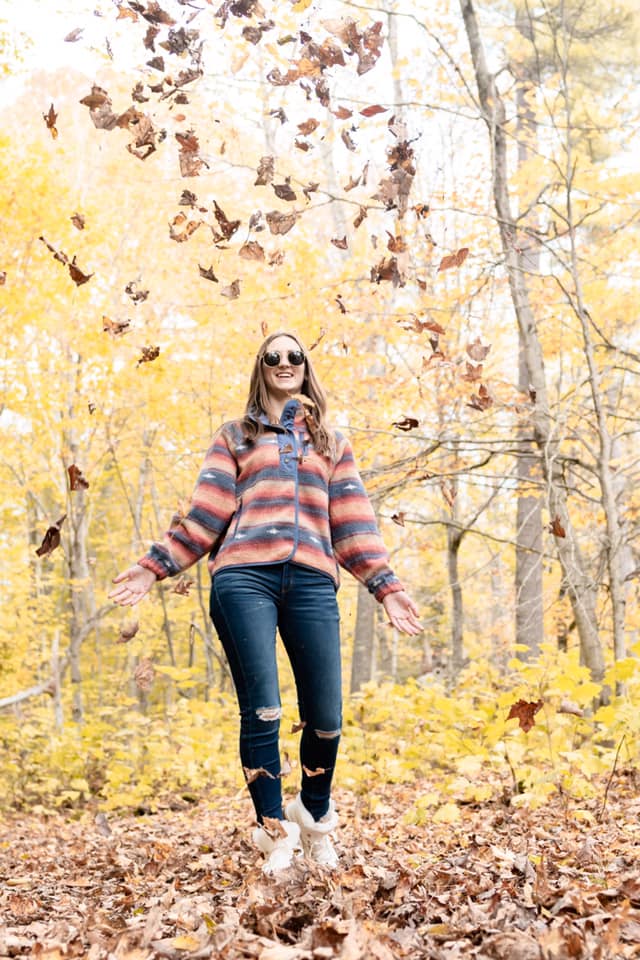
109;328;422;876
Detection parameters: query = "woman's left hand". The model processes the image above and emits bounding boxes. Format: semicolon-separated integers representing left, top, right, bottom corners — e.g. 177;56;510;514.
382;591;423;635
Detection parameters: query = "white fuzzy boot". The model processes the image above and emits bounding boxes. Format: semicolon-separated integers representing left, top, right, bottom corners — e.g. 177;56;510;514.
252;819;302;876
284;794;339;869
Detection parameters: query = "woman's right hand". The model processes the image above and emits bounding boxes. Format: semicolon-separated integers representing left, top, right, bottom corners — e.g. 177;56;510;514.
109;564;157;607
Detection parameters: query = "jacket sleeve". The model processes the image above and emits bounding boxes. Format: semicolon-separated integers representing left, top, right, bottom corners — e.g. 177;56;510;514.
138;426;238;580
328;434;404;602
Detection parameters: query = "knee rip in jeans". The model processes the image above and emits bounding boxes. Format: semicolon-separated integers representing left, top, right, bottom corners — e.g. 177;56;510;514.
315;727;341;739
256;706;282;722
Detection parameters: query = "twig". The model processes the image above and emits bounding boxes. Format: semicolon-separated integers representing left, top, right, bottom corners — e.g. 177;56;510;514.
597;734;626;823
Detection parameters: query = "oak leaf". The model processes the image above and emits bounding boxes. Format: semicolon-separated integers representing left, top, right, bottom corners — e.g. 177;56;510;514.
137;345;160;366
507;698;543;732
35;515;67;558
438;247;469;272
103;316;131;337
43;103;58;139
548;516;566;538
118;621;140;643
220;279;240;299
239;241;265;261
68;464;89;491
198;265;218;282
134;658;155;692
266;211;297;235
392;416;419;432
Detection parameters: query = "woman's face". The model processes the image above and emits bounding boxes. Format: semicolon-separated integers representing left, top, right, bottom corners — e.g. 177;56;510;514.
261;335;306;401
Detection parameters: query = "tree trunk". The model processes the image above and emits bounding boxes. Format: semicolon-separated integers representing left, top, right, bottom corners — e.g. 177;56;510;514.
459;0;605;684
447;525;464;678
350;583;376;693
514;20;544;658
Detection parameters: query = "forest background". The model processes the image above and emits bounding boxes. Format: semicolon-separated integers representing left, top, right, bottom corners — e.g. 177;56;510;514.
0;0;639;835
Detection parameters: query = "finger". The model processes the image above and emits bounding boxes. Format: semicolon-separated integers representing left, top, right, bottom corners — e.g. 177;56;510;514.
111;570;132;584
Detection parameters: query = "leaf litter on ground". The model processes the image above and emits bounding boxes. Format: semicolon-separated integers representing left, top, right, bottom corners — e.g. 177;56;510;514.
1;773;640;959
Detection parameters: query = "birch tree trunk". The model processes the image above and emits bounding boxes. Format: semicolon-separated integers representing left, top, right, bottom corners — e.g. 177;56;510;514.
459;0;605;684
514;12;543;658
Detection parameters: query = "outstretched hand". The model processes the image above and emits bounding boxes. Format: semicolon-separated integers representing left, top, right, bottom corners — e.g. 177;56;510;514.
109;564;157;607
382;590;423;635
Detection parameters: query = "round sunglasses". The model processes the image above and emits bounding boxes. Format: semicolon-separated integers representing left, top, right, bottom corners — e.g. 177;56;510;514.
262;349;305;367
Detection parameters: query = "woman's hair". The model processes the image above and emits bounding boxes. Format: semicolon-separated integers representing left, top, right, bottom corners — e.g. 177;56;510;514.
241;330;336;458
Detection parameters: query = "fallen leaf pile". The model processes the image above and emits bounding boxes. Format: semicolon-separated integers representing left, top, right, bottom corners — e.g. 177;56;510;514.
2;774;640;958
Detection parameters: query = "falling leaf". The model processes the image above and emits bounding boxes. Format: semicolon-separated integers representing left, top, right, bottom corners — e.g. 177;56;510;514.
176;130;207;177
360;104;387;117
79;85;119;130
461;362;483;382
335;295;346;314
70;213;85;230
507;698;543;732
302;765;327;777
87;400;96;414
392;416;419;432
68;257;93;286
103;316;131;337
255;155;275;186
124;281;149;304
68;464;89;491
172;576;194;596
137;345;160;366
134;658;155;692
212;201;241;242
198;265;218;282
35;515;67;558
220;279;240;299
343;174;361;191
266;211;297;235
43;103;58;139
118;621;140;644
169;212;201;242
467;338;491;362
341;129;356;151
298;118;319;135
239;241;265;261
331;236;348;249
244;766;276;784
353;206;367;229
440;481;456;507
291;720;307;733
274;181;297;201
413;203;430;218
438;247;469;272
64;27;84;41
308;329;326;351
332;106;352;119
260;321;269;337
295;139;311;152
0;271;6;284
548;515;566;538
467;384;492;411
371;256;401;285
391;512;406;526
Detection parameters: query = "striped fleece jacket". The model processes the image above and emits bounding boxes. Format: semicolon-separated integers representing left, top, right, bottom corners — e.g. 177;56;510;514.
138;399;404;602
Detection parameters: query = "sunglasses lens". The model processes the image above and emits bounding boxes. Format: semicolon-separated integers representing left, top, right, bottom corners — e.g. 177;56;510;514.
262;350;305;366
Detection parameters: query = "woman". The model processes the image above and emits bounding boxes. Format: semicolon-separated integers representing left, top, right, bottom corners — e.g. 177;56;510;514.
110;331;422;875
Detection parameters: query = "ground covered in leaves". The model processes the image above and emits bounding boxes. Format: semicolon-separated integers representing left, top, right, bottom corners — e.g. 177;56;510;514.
2;775;640;959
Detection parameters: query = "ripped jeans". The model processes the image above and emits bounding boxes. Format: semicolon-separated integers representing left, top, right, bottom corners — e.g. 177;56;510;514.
210;562;342;823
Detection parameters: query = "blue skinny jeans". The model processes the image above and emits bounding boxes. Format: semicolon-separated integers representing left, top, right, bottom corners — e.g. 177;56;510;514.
209;562;342;823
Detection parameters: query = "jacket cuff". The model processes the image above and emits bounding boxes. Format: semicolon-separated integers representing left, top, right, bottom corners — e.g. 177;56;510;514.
367;572;404;603
138;553;172;581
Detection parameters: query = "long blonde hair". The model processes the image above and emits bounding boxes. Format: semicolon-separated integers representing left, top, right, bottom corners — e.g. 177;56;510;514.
241;331;335;458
